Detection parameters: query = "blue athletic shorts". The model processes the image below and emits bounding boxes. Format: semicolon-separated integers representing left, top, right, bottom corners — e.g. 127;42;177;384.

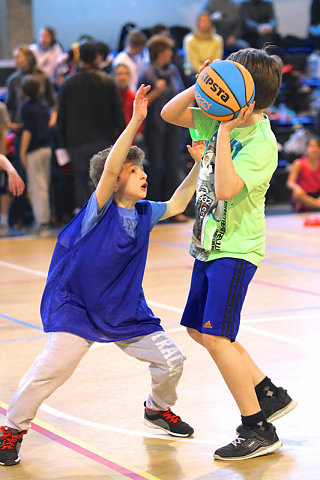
181;258;257;341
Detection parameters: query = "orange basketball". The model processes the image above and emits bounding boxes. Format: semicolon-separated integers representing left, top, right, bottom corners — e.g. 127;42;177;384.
194;60;255;121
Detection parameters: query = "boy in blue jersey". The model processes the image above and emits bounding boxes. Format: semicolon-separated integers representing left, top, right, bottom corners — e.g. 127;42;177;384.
0;85;202;466
161;48;297;460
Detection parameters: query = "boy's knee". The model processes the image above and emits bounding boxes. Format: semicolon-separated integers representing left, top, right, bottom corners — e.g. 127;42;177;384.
186;327;204;346
167;352;185;377
202;334;228;354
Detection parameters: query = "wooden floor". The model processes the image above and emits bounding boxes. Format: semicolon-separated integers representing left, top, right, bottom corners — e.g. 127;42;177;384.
1;212;320;480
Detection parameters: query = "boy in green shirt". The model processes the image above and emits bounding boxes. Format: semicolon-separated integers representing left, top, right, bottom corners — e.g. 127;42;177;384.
161;48;297;460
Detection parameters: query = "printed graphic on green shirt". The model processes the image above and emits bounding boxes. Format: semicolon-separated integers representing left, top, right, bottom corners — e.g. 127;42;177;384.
191;139;224;258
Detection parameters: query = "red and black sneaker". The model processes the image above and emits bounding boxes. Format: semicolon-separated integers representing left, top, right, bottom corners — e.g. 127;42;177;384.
143;402;194;437
0;426;26;466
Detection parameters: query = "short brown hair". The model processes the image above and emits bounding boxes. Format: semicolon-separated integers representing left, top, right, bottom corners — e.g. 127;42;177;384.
227;47;283;110
147;35;174;62
128;30;147;48
89;146;145;187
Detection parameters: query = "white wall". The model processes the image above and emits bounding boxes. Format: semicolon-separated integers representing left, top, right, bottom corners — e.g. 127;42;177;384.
32;0;200;51
32;0;313;51
274;0;312;38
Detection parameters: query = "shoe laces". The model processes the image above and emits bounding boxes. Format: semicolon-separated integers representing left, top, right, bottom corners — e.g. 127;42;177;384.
0;426;24;450
159;409;181;424
231;436;246;447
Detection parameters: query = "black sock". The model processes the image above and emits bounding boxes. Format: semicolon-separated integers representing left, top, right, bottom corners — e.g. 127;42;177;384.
255;376;278;400
241;410;268;428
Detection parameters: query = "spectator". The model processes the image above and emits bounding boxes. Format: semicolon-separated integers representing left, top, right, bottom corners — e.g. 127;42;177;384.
6;45;56;132
240;0;278;49
95;41;113;75
138;35;187;221
19;75;52;237
184;13;223;77
57;41;125;212
200;0;249;54
287;136;320;212
150;23;190;87
29;26;67;87
113;63;144;144
6;45;56;229
113;30;147;91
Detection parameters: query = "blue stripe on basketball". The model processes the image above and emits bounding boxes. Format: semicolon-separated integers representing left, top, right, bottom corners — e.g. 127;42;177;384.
210;61;247;108
195;83;234;118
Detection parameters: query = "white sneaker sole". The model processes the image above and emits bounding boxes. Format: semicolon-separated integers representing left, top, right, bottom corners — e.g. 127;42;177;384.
214;440;283;461
267;400;298;422
143;418;193;437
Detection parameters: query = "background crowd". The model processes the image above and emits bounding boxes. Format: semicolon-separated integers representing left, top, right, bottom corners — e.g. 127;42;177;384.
0;0;320;237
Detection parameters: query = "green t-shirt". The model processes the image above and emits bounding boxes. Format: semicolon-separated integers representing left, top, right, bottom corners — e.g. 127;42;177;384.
189;107;278;266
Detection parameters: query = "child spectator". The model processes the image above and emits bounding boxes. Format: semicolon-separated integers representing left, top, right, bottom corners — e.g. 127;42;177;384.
113;63;144;144
30;26;67;88
20;75;52;237
287;136;320;212
0;85;203;467
113;30;147;91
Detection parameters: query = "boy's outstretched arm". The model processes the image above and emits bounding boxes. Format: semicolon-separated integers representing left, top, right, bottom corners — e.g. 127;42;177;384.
161;85;196;129
161;141;204;220
0;154;25;196
95;84;150;211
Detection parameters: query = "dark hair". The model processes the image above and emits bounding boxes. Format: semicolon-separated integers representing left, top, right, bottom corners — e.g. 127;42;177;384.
41;26;57;46
307;136;320;146
96;41;110;60
79;41;97;63
127;30;147;48
227;47;283;109
89;146;145;187
14;45;36;71
150;24;169;37
21;75;40;99
147;35;174;62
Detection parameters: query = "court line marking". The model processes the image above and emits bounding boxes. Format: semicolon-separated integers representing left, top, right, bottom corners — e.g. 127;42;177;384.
1;261;317;348
0;402;161;480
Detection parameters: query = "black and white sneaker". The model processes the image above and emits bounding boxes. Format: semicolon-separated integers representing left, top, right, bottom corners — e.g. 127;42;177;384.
143;402;194;437
214;423;282;461
0;426;26;466
236;388;297;434
260;387;297;422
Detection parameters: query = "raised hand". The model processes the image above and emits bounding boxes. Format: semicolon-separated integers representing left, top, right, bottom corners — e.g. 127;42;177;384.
220;101;255;132
187;140;206;164
133;84;151;123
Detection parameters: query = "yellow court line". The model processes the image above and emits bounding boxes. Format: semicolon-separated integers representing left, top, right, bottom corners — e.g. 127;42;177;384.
0;400;161;480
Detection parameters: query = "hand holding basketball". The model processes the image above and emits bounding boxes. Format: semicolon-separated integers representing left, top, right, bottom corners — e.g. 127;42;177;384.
220;101;255;132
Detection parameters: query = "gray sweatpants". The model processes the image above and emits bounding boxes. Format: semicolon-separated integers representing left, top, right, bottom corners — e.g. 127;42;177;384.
26;147;51;225
6;331;185;432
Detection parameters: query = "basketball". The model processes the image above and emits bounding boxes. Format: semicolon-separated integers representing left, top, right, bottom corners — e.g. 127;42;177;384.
194;60;255;121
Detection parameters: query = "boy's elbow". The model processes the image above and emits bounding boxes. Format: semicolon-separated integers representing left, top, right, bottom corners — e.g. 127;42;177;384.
215;187;233;201
160;106;168;121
